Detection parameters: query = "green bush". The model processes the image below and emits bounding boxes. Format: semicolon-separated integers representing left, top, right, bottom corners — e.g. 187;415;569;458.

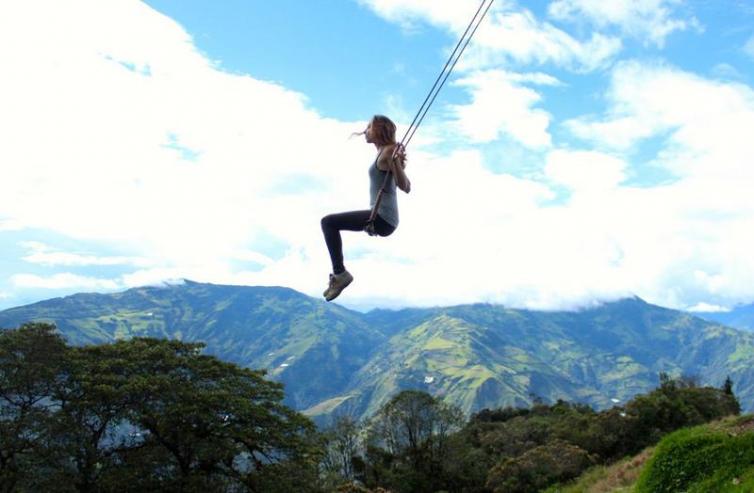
486;439;595;493
689;466;754;493
635;422;754;493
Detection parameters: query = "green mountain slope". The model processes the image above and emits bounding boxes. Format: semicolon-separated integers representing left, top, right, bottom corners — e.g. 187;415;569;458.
305;298;754;419
2;283;754;421
0;281;385;410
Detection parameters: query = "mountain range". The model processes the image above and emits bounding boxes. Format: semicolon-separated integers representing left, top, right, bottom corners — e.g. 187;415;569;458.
695;303;754;332
2;280;754;423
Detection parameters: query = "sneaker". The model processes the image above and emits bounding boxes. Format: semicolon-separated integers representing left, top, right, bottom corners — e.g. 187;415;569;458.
323;270;354;302
323;273;336;297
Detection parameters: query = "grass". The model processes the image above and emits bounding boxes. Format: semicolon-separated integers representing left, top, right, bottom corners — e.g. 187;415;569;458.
547;415;754;493
544;447;653;493
634;415;754;493
302;395;354;416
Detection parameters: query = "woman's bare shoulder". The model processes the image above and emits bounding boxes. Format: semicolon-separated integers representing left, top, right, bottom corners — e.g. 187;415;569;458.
377;144;402;170
376;146;393;170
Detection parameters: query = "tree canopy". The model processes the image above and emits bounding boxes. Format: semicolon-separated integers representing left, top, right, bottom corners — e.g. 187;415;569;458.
0;323;321;493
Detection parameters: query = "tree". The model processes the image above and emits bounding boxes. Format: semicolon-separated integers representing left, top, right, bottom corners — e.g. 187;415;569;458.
0;324;323;493
485;439;594;493
370;390;463;461
0;323;69;492
87;337;321;492
322;415;363;485
722;375;734;396
366;390;464;492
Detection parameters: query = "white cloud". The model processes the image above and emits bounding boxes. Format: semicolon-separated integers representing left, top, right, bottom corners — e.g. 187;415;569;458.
2;2;754;314
551;61;754;309
0;0;367;291
548;0;699;47
545;150;627;191
356;0;491;32
11;273;120;291
712;63;744;81
20;242;151;267
463;10;621;72
121;269;189;289
566;115;655;151
565;61;754;179
231;250;275;267
0;219;25;232
686;302;729;313
450;70;554;147
358;0;622;72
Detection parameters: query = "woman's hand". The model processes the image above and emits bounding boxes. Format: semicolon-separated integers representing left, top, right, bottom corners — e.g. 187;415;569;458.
392;143;407;166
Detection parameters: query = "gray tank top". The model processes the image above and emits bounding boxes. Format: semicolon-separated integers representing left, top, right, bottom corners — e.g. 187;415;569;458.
369;159;399;228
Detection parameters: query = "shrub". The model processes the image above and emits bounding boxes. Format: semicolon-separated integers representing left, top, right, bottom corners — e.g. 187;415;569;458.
486;439;595;493
635;422;754;493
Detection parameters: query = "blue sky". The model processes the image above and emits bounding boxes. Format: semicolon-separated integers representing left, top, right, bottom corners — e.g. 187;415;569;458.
145;0;453;122
2;1;754;312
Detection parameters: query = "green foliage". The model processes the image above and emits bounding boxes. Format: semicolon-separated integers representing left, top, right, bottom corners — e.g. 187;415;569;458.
0;322;69;492
542;447;653;493
0;323;322;492
486;439;594;493
624;375;741;453
320;415;363;489
724;375;736;397
467;401;595;462
364;390;465;493
635;417;754;493
334;381;741;493
435;377;739;493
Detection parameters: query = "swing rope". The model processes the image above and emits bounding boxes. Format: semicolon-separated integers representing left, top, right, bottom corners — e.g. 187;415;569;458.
366;0;496;235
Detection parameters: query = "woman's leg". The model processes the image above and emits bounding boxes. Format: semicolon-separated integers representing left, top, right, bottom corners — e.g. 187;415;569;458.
321;210;372;274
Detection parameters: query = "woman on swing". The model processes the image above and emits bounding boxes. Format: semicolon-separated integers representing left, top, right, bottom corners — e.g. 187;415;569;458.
321;115;411;302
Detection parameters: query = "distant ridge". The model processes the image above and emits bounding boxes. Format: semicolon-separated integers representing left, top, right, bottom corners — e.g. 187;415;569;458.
2;281;754;422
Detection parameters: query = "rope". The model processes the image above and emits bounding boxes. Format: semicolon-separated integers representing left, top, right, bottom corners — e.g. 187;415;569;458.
366;0;495;235
401;0;495;149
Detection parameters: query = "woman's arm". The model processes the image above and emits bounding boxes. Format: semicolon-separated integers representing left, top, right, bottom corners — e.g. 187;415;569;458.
377;144;411;193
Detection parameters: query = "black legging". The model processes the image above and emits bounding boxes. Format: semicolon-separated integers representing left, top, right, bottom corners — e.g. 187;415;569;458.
321;210;396;274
